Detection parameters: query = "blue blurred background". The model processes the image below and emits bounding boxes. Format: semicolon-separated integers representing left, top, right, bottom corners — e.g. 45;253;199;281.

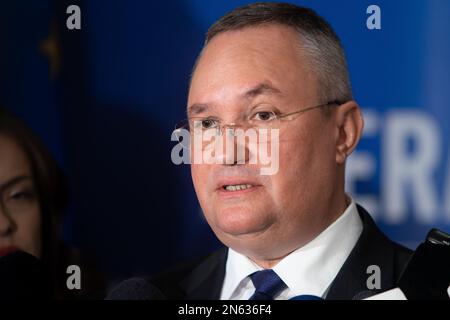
1;0;449;285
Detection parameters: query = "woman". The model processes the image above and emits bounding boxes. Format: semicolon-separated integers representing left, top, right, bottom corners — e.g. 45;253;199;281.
0;107;70;298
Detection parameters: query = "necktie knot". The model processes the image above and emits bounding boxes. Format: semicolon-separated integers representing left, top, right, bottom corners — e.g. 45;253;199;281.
249;269;286;300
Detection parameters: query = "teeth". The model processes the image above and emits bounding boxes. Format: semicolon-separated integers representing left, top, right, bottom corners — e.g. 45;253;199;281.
224;184;253;191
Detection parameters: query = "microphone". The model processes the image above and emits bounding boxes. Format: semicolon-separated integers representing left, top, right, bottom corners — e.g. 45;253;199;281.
106;277;166;300
352;290;381;300
0;250;51;300
396;228;450;300
363;288;407;300
352;228;450;300
289;295;323;300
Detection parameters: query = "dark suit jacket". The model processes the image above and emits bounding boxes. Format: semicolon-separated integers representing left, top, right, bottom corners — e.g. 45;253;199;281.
149;205;413;300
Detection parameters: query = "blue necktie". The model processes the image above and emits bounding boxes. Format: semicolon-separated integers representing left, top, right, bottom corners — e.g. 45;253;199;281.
249;269;287;300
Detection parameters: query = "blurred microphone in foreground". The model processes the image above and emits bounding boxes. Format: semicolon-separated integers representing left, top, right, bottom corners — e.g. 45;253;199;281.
0;250;51;299
359;228;450;300
396;228;450;300
106;278;166;300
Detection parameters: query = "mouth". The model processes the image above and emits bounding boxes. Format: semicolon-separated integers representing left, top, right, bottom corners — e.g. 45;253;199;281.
216;179;262;196
222;184;254;191
0;246;18;257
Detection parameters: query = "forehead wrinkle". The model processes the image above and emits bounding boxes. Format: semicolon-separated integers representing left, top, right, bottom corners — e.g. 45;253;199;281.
242;82;283;100
187;81;287;120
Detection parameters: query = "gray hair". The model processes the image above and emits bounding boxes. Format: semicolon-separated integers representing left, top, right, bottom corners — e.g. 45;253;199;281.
193;2;353;104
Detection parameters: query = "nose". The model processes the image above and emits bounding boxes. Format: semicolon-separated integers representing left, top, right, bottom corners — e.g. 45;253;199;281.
0;205;15;237
215;126;252;165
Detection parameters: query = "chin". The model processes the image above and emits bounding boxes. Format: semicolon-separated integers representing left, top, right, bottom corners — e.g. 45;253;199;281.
212;211;274;243
217;232;286;263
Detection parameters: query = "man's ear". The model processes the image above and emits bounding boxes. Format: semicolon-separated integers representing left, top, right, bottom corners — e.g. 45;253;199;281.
334;101;364;164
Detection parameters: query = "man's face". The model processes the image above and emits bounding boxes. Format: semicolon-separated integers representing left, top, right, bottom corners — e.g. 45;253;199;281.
189;24;343;261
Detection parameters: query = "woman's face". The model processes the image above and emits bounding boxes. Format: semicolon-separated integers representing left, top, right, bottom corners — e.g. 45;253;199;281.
0;134;41;258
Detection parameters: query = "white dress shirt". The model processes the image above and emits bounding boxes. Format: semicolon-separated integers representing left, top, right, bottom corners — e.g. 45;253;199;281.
220;196;363;300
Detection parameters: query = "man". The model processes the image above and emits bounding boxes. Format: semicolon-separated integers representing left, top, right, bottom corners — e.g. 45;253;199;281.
112;2;412;300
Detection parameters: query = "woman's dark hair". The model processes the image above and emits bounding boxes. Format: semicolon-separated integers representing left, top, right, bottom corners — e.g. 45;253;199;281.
0;107;69;297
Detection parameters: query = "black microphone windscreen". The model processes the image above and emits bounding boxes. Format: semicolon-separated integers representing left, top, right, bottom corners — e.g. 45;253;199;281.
289;295;323;300
351;290;381;300
397;240;450;299
0;250;50;300
106;278;165;300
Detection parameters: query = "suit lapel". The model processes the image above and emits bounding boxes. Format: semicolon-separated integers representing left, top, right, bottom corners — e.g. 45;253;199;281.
179;248;228;299
325;205;397;299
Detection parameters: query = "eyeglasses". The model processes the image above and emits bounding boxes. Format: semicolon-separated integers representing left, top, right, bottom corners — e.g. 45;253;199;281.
174;100;342;140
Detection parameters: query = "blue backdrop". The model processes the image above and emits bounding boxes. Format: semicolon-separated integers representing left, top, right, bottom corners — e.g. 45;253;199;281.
1;0;449;284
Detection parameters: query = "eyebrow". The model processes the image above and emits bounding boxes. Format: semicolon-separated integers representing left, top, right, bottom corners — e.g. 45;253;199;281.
187;82;283;117
0;175;32;193
187;103;210;117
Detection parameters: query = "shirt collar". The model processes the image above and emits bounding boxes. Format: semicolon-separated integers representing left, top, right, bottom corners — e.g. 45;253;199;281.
221;196;363;299
220;247;262;300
